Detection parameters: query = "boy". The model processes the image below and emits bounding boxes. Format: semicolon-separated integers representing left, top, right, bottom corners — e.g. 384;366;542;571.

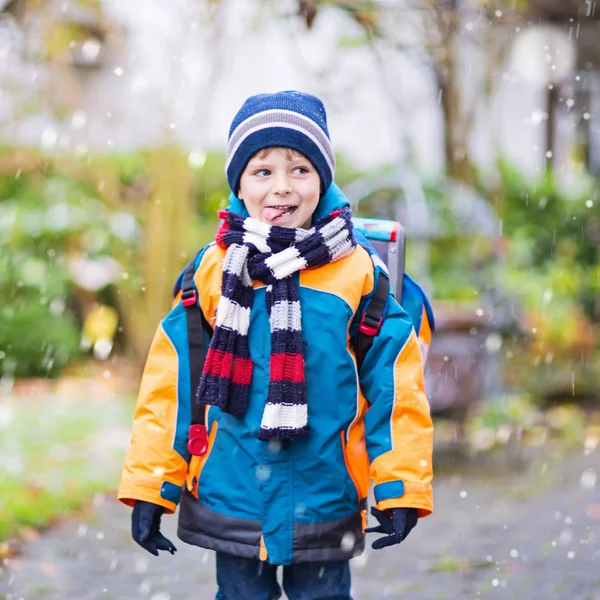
118;91;433;600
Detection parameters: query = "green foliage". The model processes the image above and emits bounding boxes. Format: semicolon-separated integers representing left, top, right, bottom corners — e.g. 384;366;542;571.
351;173;496;301
0;394;133;541
0;153;155;376
492;162;600;341
498;160;599;269
480;163;600;402
336;36;365;49
348;158;599;406
189;151;229;245
0;299;79;379
0;175;94;378
471;394;538;430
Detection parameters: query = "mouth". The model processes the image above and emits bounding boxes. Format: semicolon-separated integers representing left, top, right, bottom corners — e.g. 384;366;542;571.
263;205;298;221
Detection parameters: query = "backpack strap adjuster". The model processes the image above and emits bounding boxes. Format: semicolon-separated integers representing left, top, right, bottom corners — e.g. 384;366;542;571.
359;313;382;336
188;423;208;456
181;288;198;307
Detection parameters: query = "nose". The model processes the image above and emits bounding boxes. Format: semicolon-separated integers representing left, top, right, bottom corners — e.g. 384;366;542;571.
273;174;292;196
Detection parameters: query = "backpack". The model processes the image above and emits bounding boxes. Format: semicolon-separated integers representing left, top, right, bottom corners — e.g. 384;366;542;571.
351;217;435;367
174;217;435;457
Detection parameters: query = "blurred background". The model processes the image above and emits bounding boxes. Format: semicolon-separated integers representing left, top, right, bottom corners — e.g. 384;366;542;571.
1;0;599;597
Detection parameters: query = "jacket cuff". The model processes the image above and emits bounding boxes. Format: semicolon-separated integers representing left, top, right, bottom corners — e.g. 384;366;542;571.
374;480;433;518
373;480;405;504
118;476;181;514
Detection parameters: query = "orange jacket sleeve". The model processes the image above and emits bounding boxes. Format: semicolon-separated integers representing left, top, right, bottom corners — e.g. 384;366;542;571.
359;277;434;518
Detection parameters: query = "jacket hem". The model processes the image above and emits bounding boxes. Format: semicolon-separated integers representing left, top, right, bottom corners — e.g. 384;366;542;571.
292;540;365;563
176;525;366;565
177;526;260;560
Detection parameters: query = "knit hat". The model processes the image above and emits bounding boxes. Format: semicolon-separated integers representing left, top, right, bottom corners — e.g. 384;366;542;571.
225;91;335;196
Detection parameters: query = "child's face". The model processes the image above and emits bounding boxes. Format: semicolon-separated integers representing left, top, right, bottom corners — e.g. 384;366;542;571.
238;147;321;229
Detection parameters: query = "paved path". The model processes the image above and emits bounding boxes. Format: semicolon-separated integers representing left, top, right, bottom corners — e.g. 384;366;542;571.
1;444;599;599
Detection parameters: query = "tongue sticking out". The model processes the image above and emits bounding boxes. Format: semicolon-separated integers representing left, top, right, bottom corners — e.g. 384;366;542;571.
264;207;290;221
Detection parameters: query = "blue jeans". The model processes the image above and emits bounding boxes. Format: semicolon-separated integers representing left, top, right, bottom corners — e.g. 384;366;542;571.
215;552;353;600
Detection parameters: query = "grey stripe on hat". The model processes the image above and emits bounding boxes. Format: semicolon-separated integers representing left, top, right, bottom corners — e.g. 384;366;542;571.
226;109;335;173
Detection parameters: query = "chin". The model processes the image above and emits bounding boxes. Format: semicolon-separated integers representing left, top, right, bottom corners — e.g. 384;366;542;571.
291;218;310;229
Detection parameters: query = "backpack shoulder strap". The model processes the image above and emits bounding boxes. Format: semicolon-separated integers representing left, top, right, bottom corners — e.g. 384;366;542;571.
355;266;390;373
176;247;213;455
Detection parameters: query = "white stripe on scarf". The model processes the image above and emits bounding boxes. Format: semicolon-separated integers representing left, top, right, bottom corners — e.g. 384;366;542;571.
223;244;251;279
270;300;302;331
215;296;251;334
265;246;308;280
324;229;351;257
260;403;308;431
243;231;271;254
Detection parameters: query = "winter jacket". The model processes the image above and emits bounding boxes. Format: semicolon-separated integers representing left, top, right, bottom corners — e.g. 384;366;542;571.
118;184;434;565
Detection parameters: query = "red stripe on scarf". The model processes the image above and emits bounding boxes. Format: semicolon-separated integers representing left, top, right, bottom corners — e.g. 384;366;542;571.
215;211;231;249
270;353;305;383
204;348;253;385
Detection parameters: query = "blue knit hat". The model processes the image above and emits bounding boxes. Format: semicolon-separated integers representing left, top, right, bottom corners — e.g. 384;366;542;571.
225;91;335;196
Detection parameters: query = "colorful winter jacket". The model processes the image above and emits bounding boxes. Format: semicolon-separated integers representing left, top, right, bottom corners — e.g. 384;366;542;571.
118;184;434;566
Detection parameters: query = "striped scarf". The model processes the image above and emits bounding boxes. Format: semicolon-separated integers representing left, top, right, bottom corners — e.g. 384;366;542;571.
197;206;356;441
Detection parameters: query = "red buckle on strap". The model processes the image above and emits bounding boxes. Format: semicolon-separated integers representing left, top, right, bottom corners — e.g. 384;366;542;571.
188;424;208;456
359;313;382;336
181;289;198;307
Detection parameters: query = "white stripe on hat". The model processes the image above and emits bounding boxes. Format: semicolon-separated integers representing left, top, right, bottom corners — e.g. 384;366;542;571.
226;120;335;176
227;108;335;167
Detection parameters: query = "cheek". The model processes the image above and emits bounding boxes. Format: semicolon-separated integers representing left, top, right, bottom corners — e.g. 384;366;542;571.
303;197;319;216
298;180;320;207
301;190;320;215
243;199;263;220
238;183;264;218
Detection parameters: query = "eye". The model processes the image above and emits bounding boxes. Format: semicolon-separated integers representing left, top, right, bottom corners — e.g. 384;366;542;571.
253;169;271;177
292;166;310;175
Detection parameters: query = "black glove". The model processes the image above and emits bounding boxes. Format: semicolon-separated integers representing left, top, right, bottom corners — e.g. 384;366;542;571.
365;507;418;550
131;500;177;556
